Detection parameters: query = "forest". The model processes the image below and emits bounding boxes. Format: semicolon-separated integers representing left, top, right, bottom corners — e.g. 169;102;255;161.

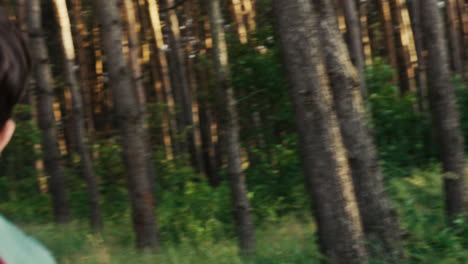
0;0;468;263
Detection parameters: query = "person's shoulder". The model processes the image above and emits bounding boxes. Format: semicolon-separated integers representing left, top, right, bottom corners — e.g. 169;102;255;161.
0;215;56;264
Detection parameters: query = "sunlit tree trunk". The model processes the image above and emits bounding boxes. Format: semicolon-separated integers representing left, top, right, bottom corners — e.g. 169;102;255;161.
165;0;204;172
422;0;466;218
272;1;368;263
123;0;146;105
70;0;96;136
96;0;159;250
147;0;180;158
27;0;71;224
209;0;256;256
377;0;399;80
389;0;418;94
231;0;248;43
358;0;373;66
53;0;103;231
90;24;107;132
315;0;405;260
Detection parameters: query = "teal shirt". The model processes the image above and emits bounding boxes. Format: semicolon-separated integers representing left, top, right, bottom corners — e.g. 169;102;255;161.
0;216;56;264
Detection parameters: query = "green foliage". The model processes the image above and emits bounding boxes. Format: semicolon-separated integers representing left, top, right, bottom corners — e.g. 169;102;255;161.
0;105;43;205
11;167;468;264
366;59;436;176
455;75;468;151
388;164;468;263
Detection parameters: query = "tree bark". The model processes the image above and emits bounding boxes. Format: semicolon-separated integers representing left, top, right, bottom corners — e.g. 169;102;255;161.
421;0;466;218
339;0;367;97
208;0;256;256
389;0;418;94
377;0;399;80
444;0;464;74
96;0;159;250
27;0;71;224
53;0;103;231
315;0;405;260
272;1;368;263
70;0;96;136
147;0;180;158
408;0;428;114
165;0;204;172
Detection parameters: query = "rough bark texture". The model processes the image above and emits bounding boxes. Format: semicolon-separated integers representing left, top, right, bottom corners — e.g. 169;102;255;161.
421;0;466;218
208;0;256;256
339;0;367;96
96;0;159;250
315;0;405;260
27;0;71;224
272;1;368;263
53;0;103;231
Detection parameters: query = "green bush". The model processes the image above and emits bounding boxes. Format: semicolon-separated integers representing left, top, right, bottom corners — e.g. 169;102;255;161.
366;59;436;176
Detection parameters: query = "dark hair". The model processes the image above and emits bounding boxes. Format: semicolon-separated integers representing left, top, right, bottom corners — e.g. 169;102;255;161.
0;8;30;130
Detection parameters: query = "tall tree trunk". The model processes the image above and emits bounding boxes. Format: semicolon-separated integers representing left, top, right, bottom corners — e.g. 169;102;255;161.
231;0;248;44
358;0;373;65
27;0;71;224
185;0;206;176
123;0;158;194
408;0;428;113
378;0;399;80
444;0;464;74
272;1;368;263
53;0;103;231
96;0;159;250
422;0;466;218
70;0;96;136
147;0;180;158
123;0;146;105
208;0;256;256
315;0;405;260
339;0;367;96
165;0;204;172
389;0;418;94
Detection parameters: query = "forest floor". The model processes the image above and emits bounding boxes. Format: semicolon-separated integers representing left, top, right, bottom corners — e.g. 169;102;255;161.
21;166;468;264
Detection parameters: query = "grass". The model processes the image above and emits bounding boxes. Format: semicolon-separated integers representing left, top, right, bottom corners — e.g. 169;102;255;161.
14;166;468;263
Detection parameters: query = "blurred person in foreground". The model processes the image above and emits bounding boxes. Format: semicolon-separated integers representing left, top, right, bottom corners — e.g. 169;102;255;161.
0;8;56;264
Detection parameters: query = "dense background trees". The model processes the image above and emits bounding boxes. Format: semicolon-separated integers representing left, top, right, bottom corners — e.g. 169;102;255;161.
1;0;468;263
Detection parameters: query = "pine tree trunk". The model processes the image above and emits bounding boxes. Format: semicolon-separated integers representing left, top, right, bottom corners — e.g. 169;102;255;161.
378;0;399;80
421;0;466;218
70;0;96;136
147;0;180;158
27;0;71;224
53;0;103;231
208;0;256;256
444;0;464;74
96;0;159;250
340;0;367;96
389;0;418;94
408;0;428;113
315;0;405;260
165;0;204;172
272;1;368;263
